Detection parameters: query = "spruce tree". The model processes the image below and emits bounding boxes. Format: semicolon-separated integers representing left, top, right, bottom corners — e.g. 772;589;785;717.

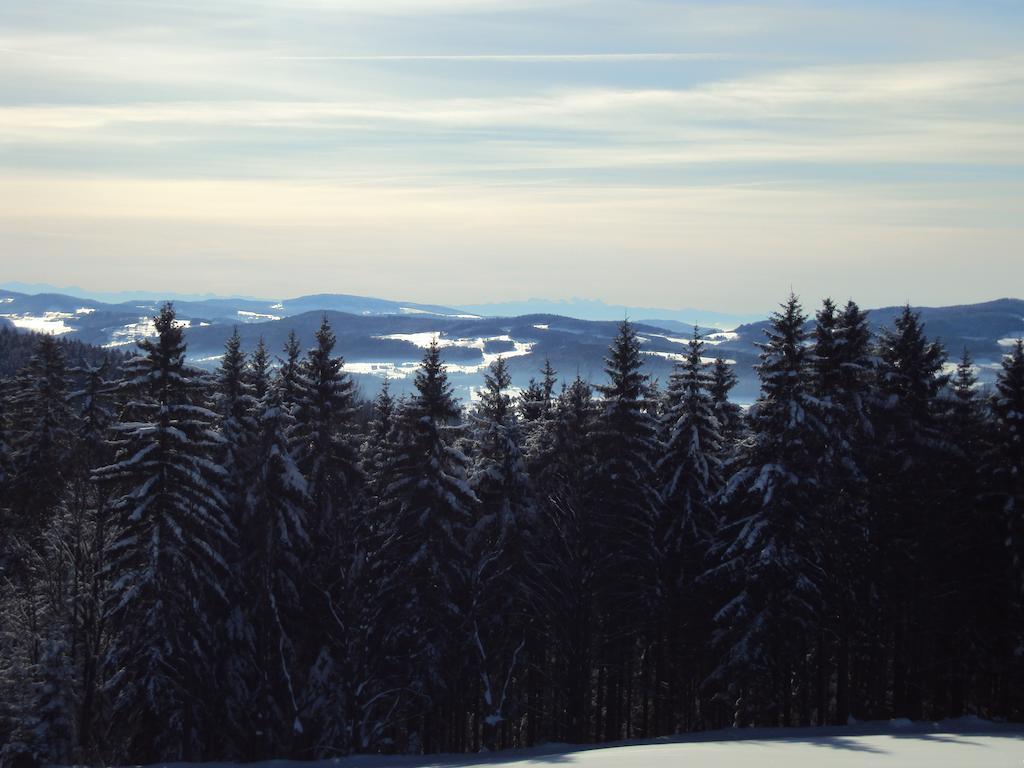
658;328;724;552
94;303;232;762
992;339;1024;591
654;328;725;732
278;330;303;412
212;329;259;753
709;357;742;443
250;337;270;402
289;316;363;754
468;357;536;748
989;339;1024;717
810;298;875;724
869;305;950;719
375;339;477;751
361;378;396;507
710;294;827;727
7;333;74;535
243;381;311;757
590;320;659;741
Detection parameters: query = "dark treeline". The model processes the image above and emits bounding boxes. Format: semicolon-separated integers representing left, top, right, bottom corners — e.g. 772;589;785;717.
0;295;1022;765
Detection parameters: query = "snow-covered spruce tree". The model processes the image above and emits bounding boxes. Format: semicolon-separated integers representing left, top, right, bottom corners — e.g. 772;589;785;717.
929;347;995;718
288;315;365;754
375;339;477;752
519;360;559;494
520;358;558;425
63;359;120;754
0;379;13;497
93;303;232;763
868;305;950;719
211;329;260;754
467;357;537;749
992;339;1024;598
708;293;829;728
277;330;303;413
528;374;597;743
810;298;875;724
292;315;361;538
990;338;1024;707
361;377;396;507
590;320;660;741
709;357;743;445
249;336;271;402
242;380;311;759
658;327;725;567
6;333;74;538
653;328;725;733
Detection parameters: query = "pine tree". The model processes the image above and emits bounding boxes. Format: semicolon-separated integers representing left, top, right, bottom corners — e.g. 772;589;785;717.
243;381;311;757
0;377;14;506
94;303;232;762
468;357;536;748
292;316;361;535
64;359;119;754
519;358;558;423
375;339;477;751
7;333;74;535
590;320;660;741
658;328;724;555
288;316;364;754
710;294;827;727
533;376;597;742
869;305;950;719
709;357;742;443
989;339;1024;717
654;328;725;732
810;298;875;724
278;331;303;412
250;337;270;402
992;339;1024;588
211;329;259;754
361;378;396;506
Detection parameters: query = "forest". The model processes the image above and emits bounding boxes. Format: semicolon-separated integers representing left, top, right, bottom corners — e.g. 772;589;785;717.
0;295;1021;766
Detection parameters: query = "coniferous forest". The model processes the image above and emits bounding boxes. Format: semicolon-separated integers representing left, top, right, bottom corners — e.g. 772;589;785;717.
0;295;1022;765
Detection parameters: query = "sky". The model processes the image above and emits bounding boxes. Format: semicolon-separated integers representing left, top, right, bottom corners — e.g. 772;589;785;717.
1;0;1022;313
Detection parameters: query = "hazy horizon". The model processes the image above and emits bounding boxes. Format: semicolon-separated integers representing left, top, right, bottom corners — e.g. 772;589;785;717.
2;1;1022;311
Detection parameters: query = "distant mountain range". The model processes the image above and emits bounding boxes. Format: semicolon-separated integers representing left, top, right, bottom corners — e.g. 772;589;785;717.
1;285;1021;404
454;298;764;330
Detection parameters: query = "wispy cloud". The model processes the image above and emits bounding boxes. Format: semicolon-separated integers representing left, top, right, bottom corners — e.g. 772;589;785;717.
1;0;1022;308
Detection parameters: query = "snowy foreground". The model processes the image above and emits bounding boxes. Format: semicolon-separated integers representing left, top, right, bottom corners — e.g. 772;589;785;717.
128;720;1023;768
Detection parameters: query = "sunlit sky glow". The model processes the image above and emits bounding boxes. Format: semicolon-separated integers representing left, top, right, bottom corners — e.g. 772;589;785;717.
1;1;1022;311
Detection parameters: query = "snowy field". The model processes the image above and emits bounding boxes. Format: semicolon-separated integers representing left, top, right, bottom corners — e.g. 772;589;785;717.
132;721;1023;768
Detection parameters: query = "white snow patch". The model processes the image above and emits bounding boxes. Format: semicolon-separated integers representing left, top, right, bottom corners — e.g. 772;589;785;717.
237;310;281;321
647;331;736;347
0;312;76;335
398;306;482;319
0;297;13;304
376;331;443;348
533;324;549;330
108;723;1024;768
641;350;725;365
74;306;96;315
346;361;421;380
365;333;535;377
103;316;190;347
270;302;284;310
997;336;1024;347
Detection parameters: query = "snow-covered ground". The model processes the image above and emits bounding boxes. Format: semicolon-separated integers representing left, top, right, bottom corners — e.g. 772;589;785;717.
125;720;1022;768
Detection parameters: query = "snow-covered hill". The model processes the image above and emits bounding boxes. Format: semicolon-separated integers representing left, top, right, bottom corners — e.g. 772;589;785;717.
117;721;1023;768
3;288;1022;403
